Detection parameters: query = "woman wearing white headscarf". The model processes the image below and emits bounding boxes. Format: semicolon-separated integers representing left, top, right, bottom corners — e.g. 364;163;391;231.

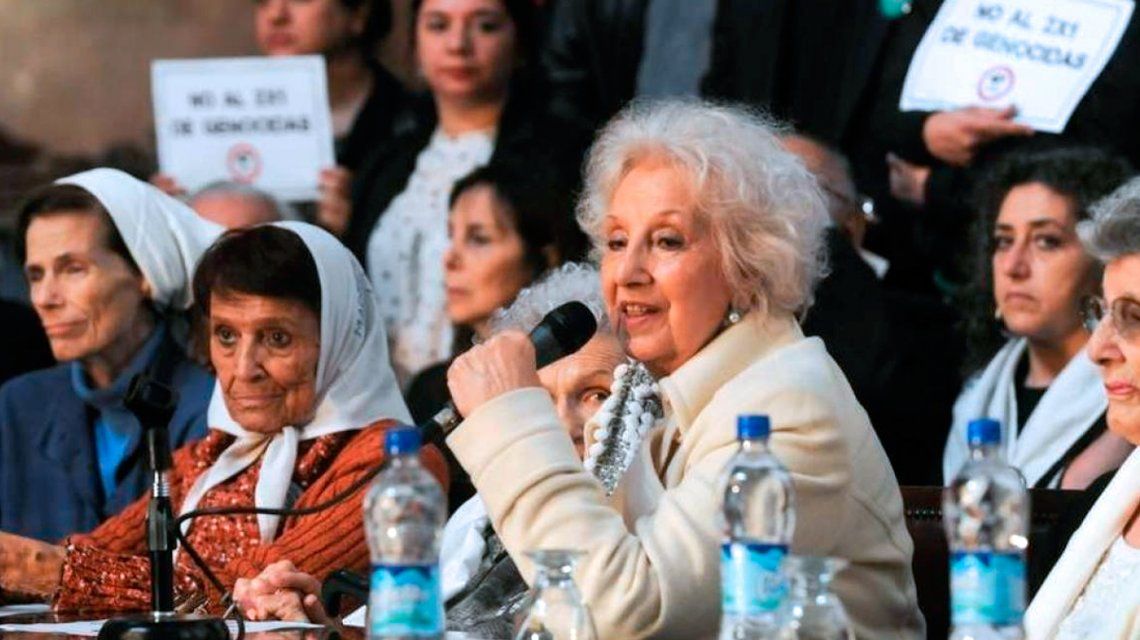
0;168;221;543
0;223;444;612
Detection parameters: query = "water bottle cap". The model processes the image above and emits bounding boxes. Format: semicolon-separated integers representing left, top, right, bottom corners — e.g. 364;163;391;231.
967;418;1002;446
737;414;770;440
384;426;421;455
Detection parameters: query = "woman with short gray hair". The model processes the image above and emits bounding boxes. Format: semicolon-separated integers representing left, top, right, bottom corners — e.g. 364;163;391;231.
1026;178;1140;639
445;100;924;639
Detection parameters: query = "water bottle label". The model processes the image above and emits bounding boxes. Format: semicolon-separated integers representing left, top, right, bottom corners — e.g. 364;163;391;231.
368;563;443;636
950;551;1026;626
720;542;787;615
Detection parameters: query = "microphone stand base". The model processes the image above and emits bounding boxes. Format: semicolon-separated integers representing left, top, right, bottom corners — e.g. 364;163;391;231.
97;612;229;640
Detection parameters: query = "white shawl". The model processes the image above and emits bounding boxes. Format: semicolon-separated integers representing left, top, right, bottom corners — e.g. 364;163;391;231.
179;222;412;541
944;338;1106;486
56;168;223;311
1025;448;1140;640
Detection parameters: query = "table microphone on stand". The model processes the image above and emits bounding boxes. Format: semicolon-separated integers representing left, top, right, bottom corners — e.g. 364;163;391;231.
98;373;229;640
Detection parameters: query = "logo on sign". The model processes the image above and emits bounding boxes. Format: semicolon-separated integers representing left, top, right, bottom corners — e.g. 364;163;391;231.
977;65;1015;102
226;143;263;184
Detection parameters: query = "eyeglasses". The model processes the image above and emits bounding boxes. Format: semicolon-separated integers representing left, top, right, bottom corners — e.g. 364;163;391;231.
1080;294;1140;340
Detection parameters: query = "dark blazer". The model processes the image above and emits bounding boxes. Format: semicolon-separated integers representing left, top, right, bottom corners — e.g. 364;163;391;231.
541;0;650;130
343;81;590;264
541;0;891;145
804;230;962;484
335;62;417;172
0;329;212;542
703;0;891;146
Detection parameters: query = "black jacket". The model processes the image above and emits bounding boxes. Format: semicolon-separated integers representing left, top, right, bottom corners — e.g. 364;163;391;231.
344;81;590;264
704;0;892;146
803;230;962;484
541;0;650;131
335;62;417;172
542;0;891;145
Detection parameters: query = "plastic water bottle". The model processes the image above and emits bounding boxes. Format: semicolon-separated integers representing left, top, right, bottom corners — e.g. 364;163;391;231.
718;414;796;639
364;426;447;639
943;418;1029;640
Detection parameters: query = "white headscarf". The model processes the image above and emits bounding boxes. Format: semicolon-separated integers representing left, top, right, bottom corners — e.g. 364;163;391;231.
55;168;223;311
179;222;412;541
944;337;1107;487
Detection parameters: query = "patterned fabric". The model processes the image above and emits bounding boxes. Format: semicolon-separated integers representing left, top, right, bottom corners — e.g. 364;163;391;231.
1056;537;1140;639
444;526;529;638
53;421;446;613
365;128;495;386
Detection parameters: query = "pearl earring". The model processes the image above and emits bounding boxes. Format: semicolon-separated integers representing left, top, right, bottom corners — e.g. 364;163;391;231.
726;308;743;325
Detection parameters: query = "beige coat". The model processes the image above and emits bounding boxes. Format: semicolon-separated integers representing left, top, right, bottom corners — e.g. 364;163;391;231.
1026;448;1140;640
448;311;924;639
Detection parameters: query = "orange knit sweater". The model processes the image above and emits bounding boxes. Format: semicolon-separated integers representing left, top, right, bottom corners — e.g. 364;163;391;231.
52;420;447;613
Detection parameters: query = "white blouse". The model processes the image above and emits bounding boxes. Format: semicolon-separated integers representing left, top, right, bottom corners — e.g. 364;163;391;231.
366;128;495;386
1055;536;1140;639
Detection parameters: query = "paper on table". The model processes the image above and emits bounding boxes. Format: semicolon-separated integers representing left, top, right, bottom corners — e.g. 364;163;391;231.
0;618;322;636
341;610;478;639
342;606;365;628
0;604;51;619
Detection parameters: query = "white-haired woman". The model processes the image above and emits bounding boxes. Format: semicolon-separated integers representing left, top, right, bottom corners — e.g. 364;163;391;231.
1026;179;1140;640
446;100;924;639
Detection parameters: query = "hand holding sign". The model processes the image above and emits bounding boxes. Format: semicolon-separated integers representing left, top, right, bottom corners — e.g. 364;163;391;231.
316;166;353;237
152;56;335;202
922;105;1033;166
900;0;1134;133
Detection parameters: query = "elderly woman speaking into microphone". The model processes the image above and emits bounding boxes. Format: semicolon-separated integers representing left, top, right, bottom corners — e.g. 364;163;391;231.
0;222;444;611
445;100;924;639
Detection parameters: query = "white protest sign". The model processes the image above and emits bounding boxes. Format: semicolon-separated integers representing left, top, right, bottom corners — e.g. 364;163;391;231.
900;0;1134;133
152;55;335;201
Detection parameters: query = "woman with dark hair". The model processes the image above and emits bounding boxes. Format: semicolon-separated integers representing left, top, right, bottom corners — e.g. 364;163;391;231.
0;222;446;611
405;158;585;509
945;146;1136;488
0;169;219;543
254;0;407;171
344;0;587;386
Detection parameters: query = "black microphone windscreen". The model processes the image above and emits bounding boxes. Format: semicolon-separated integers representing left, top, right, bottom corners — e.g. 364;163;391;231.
530;301;598;368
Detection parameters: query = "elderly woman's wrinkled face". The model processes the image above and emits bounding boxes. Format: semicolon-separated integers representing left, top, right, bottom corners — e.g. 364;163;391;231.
255;0;364;57
992;183;1096;346
24;211;152;366
210;292;321;434
601;159;734;376
1087;255;1140;446
444;185;534;334
538;331;624;456
416;0;518;106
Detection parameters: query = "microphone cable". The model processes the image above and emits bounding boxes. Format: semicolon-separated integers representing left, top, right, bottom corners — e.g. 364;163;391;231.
170;458;387;639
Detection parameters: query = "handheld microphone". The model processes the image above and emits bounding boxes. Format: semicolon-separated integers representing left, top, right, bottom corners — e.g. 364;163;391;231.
420;301;598;443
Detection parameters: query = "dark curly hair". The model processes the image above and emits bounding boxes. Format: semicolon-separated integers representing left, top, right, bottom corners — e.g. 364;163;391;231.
960;145;1133;374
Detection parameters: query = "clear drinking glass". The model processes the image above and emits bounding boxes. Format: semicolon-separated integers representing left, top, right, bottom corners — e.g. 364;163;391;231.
513;550;598;640
777;556;855;640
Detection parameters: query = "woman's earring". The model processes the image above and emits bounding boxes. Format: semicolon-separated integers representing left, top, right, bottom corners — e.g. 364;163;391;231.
994;305;1003;321
726;307;743;326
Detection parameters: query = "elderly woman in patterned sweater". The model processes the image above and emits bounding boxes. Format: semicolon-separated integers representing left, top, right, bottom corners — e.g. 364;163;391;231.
0;223;445;612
